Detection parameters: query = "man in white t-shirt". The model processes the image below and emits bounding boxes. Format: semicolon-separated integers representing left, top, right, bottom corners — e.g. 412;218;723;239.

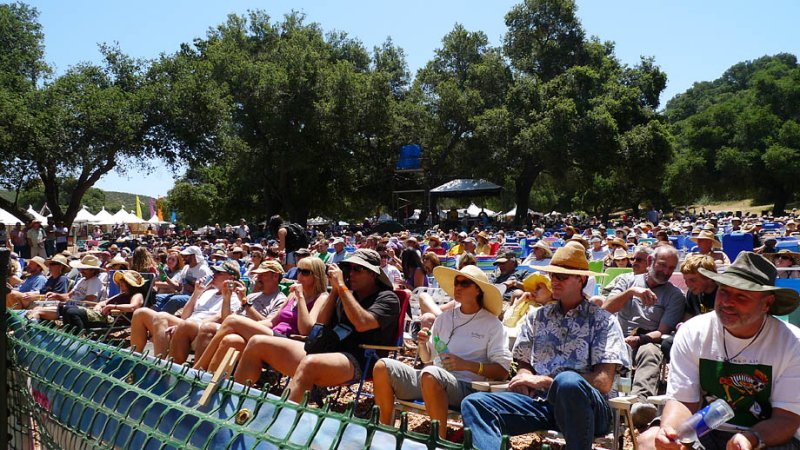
130;260;241;359
640;252;800;450
153;245;213;314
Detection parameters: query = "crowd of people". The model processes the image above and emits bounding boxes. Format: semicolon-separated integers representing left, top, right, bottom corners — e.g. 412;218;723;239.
5;210;800;450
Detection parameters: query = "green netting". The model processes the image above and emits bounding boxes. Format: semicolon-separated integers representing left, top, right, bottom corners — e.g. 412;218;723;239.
5;313;478;449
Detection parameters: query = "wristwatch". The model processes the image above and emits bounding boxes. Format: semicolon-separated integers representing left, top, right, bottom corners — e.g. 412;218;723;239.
243;299;254;308
747;430;766;450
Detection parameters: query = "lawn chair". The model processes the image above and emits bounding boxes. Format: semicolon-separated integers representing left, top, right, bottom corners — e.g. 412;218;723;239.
602;268;633;288
88;272;156;342
347;289;411;412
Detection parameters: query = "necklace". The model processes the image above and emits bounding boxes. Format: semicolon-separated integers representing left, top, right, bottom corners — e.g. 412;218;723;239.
446;307;479;346
722;317;766;363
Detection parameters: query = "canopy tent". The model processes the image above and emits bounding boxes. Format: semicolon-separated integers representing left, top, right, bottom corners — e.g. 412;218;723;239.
27;205;49;225
307;216;329;226
498;206;536;218
111;207;143;224
377;213;394;223
73;206;98;224
429;179;502;198
147;214;166;224
93;207;117;225
465;203;496;218
0;208;23;225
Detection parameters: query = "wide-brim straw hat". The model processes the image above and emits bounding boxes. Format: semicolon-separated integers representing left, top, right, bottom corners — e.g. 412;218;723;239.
612;248;631;260
433;265;503;316
26;256;49;274
531;240;553;258
610;237;628;249
45;254;70;269
699;252;800;315
113;270;145;288
107;254;130;268
766;250;800;267
538;242;607;278
523;273;552;294
568;235;589;250
690;230;722;249
70;254;102;270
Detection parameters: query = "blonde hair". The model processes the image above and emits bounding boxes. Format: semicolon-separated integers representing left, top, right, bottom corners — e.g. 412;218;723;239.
297;257;328;299
680;254;717;275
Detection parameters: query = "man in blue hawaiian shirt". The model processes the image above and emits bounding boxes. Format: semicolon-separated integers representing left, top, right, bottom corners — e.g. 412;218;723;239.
461;242;629;450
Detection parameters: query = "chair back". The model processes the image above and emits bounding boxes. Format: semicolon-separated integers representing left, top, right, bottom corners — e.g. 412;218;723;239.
139;272;156;308
108;270;121;298
602;267;633;287
393;289;411;347
721;233;754;262
776;279;800;326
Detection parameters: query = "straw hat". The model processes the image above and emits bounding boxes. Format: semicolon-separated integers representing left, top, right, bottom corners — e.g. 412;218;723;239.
45;254;70;269
698;252;800;315
610;237;628;249
113;270;145;288
568;235;589;250
537;243;607;278
70;254;102;270
251;260;286;275
107;254;129;268
531;240;553;258
523;273;552;294
612;248;631;260
26;256;48;274
690;230;722;249
433;265;502;316
476;231;490;242
765;250;800;266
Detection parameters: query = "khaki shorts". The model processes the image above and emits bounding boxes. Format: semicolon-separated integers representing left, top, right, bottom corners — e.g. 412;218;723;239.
380;358;474;408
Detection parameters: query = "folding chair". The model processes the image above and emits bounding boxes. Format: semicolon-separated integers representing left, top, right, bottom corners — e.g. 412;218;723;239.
348;289;411;412
602;268;633;288
90;272;156;342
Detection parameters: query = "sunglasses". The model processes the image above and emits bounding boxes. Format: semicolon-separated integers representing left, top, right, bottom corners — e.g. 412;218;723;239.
348;265;368;273
297;268;313;276
453;278;476;288
551;273;573;281
632;257;647;262
778;255;794;261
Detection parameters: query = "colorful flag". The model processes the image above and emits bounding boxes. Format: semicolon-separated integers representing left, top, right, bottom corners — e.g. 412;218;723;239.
135;196;143;219
157;198;164;222
171;209;177;223
149;198;155;218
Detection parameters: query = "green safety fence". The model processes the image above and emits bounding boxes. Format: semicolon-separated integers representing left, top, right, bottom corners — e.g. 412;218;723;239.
5;313;484;449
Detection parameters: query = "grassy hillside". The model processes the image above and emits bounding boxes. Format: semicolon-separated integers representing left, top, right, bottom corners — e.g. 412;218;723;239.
0;189;156;215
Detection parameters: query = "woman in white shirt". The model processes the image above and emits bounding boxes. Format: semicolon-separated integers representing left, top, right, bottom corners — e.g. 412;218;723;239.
373;265;512;440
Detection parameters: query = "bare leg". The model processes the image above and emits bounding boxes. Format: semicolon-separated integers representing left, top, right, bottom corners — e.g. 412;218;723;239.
372;360;395;425
169;319;201;364
287;352;356;403
421;372;449;439
191;322;219;363
194;315;273;370
208;334;247;372
130;308;156;353
234;336;307;386
151;313;182;357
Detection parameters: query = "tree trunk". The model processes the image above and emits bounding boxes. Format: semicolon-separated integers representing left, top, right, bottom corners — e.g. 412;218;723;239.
513;177;535;227
772;195;788;217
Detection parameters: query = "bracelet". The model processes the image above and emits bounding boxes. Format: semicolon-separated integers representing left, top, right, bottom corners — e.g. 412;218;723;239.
478;362;485;376
339;286;350;295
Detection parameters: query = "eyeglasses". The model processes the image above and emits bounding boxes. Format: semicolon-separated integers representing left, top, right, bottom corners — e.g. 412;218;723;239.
297;268;313;276
551;273;573;281
632;257;646;262
454;278;475;288
778;255;794;262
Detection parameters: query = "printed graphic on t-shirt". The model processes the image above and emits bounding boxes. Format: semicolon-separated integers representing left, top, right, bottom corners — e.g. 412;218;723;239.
700;359;772;427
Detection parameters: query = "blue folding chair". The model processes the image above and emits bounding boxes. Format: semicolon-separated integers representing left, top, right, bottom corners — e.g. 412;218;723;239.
776;279;800;326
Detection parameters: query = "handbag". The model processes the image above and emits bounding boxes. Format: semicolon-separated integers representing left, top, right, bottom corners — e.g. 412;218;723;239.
304;323;352;354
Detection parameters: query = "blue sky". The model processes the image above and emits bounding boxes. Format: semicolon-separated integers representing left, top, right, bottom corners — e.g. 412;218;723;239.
25;0;800;198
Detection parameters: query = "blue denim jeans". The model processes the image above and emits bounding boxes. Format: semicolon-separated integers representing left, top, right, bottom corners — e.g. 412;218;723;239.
152;293;190;314
461;371;612;450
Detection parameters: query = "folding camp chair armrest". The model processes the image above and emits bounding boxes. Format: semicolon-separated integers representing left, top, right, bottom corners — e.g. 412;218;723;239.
358;344;402;352
288;334;307;341
608;395;638;408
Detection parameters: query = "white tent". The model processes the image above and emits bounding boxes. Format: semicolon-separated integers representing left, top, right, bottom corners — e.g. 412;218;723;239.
377;213;394;223
126;210;144;224
0;208;23;225
307;216;329;226
147;214;166;224
111;207;142;224
93;207;117;225
499;206;535;218
73;206;97;224
27;205;49;225
465;203;496;218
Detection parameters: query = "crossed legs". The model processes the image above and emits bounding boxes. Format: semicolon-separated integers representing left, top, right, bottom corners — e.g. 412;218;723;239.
193;315;274;371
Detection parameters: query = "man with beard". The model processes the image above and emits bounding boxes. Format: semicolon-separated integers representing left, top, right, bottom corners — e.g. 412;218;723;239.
603;245;685;428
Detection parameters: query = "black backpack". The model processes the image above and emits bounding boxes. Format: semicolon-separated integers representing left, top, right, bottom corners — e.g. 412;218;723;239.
284;223;309;252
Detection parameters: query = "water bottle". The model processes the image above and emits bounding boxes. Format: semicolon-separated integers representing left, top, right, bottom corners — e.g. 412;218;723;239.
432;335;449;368
158;263;167;281
676;399;735;443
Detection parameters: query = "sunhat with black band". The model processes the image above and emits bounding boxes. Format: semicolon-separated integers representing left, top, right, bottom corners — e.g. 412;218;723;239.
432;265;503;316
765;249;800;266
691;229;722;249
537;242;607;278
342;248;393;288
531;240;553;258
698;252;800;315
70;254;103;270
45;254;70;270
